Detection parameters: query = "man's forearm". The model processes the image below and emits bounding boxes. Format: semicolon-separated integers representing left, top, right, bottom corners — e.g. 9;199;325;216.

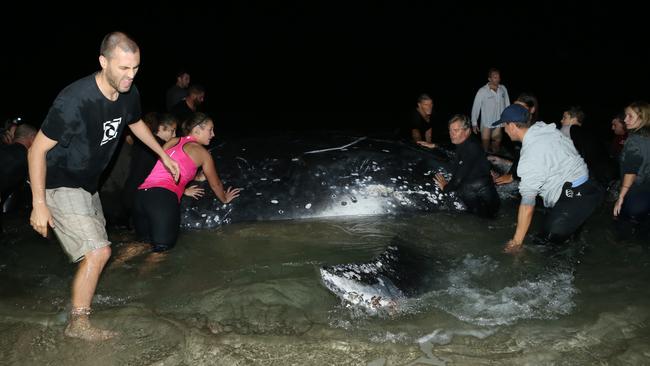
28;149;47;204
513;204;535;244
129;121;167;158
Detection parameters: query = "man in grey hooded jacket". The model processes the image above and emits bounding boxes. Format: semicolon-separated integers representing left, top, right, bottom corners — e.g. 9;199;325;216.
494;104;603;253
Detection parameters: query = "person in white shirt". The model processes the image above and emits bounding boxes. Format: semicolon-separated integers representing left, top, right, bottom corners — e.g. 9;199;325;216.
471;68;510;153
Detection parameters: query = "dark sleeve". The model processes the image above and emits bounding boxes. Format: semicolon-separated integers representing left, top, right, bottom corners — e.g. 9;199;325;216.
409;110;419;129
127;85;143;125
445;143;480;192
621;137;644;175
40;93;80;147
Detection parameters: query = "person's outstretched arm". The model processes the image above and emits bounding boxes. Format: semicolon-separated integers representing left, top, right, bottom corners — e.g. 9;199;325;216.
199;148;241;204
505;203;534;253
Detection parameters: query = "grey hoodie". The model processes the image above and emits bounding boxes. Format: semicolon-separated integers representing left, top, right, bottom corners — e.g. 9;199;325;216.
517;122;588;207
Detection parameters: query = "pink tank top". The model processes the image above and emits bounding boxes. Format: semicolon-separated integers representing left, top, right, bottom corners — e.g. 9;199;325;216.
139;136;200;201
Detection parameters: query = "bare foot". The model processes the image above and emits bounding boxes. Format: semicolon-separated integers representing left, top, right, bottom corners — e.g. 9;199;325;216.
64;316;118;341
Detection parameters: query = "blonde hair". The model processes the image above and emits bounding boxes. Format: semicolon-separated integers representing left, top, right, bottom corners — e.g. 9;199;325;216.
626;101;650;135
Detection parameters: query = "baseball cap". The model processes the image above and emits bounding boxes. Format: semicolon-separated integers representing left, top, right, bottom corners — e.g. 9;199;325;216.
491;104;529;127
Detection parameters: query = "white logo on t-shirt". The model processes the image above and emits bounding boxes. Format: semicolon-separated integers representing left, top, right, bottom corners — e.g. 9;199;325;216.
101;118;122;146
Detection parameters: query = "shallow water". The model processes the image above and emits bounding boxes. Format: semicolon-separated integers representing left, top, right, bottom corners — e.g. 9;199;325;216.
1;201;649;365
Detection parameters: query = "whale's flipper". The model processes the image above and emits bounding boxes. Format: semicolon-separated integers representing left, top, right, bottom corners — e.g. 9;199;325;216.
319;244;430;311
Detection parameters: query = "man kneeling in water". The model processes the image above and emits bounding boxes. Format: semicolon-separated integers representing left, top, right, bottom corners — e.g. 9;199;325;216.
419;114;500;218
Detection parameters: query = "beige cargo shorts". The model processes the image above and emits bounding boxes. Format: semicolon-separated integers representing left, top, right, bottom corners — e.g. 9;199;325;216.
45;187;111;263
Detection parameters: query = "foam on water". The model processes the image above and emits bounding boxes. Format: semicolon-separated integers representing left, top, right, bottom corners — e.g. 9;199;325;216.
427;254;577;326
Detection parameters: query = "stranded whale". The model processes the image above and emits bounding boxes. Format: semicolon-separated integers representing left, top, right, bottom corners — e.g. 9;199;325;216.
180;133;467;229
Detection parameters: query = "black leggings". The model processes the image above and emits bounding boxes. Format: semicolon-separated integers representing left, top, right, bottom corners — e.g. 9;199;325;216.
542;180;603;243
133;188;180;252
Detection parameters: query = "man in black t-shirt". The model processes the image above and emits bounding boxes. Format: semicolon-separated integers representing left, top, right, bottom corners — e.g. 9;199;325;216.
28;32;180;341
169;84;206;127
165;68;190;111
409;93;434;144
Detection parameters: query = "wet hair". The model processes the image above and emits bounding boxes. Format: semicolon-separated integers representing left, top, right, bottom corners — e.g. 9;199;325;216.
565;106;585;124
157;113;178;131
515;92;539;122
447;114;471;129
13;124;37;140
417;93;433;104
626;101;650;136
182;112;212;136
100;31;139;58
143;112;178;134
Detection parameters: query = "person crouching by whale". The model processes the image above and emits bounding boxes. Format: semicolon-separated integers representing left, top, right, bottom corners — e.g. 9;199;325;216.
419;114;500;218
496;104;604;253
132;113;241;257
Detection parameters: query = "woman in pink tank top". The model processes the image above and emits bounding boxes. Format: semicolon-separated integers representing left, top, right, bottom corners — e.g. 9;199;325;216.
130;112;241;255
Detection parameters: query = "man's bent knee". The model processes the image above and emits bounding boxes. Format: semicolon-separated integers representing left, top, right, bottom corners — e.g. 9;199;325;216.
84;245;112;264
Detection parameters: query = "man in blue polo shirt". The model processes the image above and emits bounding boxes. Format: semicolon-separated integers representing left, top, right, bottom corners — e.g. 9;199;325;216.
495;104;603;253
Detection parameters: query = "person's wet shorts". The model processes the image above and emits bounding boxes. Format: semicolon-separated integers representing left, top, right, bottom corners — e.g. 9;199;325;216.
46;187;110;263
481;125;502;139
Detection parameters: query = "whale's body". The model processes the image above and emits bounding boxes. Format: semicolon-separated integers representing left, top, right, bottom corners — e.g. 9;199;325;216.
180;133;465;229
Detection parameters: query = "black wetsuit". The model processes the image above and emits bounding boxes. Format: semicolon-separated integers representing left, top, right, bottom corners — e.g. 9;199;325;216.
445;135;500;218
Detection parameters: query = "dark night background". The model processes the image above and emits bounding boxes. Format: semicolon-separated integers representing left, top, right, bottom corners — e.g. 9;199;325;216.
2;2;648;142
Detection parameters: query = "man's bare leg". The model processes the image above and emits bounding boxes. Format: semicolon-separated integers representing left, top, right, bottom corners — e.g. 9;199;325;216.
65;245;118;341
481;127;491;151
491;127;503;154
491;138;501;154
